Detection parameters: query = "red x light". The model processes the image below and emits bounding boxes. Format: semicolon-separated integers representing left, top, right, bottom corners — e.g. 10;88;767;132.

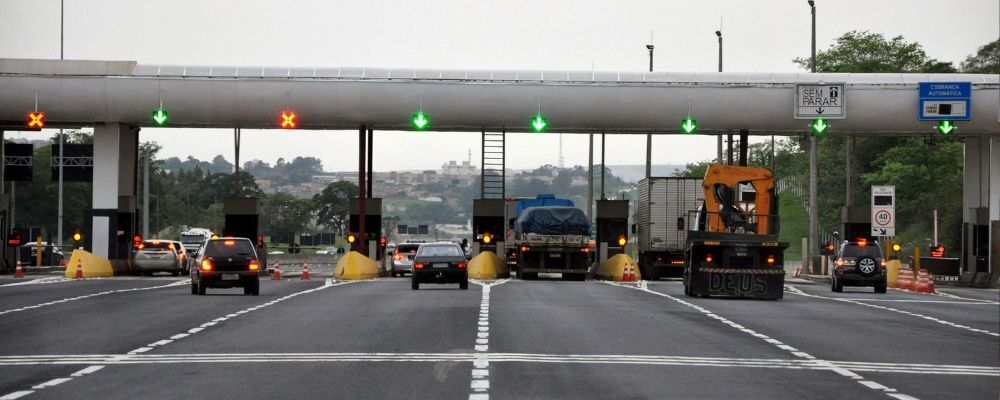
280;110;297;129
27;112;45;128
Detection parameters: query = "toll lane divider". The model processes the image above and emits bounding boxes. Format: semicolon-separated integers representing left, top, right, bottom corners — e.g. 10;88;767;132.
0;280;189;316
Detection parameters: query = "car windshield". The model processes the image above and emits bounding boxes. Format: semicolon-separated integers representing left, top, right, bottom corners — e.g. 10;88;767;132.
842;245;882;258
416;245;462;257
204;240;255;257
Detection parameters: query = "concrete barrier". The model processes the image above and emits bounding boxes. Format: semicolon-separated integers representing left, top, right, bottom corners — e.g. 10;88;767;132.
595;254;641;282
332;251;378;280
885;260;902;286
468;251;508;280
63;249;114;278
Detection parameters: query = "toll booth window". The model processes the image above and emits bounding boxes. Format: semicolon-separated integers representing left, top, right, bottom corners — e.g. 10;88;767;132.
873;195;893;206
205;240;256;256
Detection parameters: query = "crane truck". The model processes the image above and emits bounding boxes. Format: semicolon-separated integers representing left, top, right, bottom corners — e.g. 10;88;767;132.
683;164;788;300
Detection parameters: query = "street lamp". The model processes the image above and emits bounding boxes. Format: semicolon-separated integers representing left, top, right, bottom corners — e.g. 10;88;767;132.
808;0;816;72
715;30;722;72
806;0;819;273
645;44;654;72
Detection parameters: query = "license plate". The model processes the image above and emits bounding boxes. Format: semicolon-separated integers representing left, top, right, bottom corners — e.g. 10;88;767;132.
549;253;562;258
221;274;239;281
433;263;449;269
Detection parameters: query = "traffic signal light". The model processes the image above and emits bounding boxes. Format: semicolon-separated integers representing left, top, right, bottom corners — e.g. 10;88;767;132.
481;232;492;244
412;111;429;130
347;234;356;244
379;236;387;247
811;118;829;136
820;241;835;255
152;107;169;126
280;110;298;129
132;234;142;249
891;242;902;252
72;228;83;244
680;117;697;134
530;114;548;132
27;111;45;128
936;120;955;135
617;235;627;247
930;244;945;258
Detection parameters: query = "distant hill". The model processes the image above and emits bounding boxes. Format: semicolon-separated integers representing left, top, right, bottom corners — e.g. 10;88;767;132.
606;165;684;183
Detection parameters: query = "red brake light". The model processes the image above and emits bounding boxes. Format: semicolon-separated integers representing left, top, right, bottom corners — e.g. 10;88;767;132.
249;260;260;271
414;262;425;270
394;254;402;261
521;246;529;252
857;238;867;247
705;254;714;263
457;262;467;269
582;246;590;253
200;259;214;271
137;243;145;250
766;255;776;265
224;240;235;246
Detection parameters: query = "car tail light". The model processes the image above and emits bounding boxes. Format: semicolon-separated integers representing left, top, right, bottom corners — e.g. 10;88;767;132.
836;259;844;267
766;255;776;265
249;259;260;271
582;246;590;253
224;240;235;246
414;262;425;270
137;243;145;250
200;259;214;271
457;262;467;269
521;246;529;252
880;260;886;267
394;254;403;261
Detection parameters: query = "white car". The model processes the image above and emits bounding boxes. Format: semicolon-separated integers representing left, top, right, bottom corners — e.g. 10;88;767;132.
134;240;186;276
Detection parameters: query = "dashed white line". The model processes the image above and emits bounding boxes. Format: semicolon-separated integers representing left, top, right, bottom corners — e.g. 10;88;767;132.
30;378;72;389
467;279;509;400
0;391;34;400
70;366;104;377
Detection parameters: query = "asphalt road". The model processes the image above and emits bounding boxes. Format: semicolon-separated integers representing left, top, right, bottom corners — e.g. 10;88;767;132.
0;274;996;400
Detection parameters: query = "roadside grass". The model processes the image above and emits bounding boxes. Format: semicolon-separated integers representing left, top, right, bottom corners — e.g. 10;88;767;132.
778;192;808;262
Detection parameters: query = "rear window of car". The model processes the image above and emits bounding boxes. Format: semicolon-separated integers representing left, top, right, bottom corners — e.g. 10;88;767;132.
417;245;463;257
204;240;256;257
396;244;420;254
141;241;175;250
842;245;882;258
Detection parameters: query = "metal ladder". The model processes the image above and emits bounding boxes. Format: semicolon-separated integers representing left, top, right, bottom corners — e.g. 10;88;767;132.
481;130;505;199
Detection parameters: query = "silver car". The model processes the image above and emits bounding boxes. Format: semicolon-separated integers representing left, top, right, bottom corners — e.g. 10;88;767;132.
390;243;420;277
134;240;186;276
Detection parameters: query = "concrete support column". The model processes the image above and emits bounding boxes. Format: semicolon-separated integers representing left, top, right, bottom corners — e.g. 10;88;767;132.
808;135;819;273
90;123;138;260
990;136;999;274
845;136;853;206
962;136;998;274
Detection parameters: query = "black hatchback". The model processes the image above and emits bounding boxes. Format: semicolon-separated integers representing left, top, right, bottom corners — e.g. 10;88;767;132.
832;240;887;293
411;243;468;290
190;237;261;296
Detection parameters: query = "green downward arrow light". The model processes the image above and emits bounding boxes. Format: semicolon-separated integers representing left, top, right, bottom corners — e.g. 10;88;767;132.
530;114;548;132
680;117;697;134
412;111;429;130
937;120;955;135
811;118;829;135
152;108;169;126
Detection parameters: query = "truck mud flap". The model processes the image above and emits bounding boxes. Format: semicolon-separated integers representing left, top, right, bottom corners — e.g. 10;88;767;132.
687;268;784;299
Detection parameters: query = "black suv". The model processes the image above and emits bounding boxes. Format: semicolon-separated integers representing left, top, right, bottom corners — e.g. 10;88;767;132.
832;240;887;293
411;243;469;290
190;237;261;296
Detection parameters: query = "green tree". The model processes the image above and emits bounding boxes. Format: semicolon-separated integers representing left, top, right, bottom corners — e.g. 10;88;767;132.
793;31;931;72
961;39;1000;74
312;181;358;235
263;192;312;242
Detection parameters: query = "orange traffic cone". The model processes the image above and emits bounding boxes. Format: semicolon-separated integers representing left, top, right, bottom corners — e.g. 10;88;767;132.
623;266;634;282
75;260;84;280
14;260;24;279
272;263;281;281
914;269;935;294
301;262;310;280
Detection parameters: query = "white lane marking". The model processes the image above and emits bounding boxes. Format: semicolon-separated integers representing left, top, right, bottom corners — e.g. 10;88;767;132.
932;289;1000;304
467;279;508;400
887;394;921;400
830;298;998;305
0;280;189;316
605;281;921;399
70;366;104;377
1;277;72;287
786;286;1000;337
859;381;896;392
0;353;994;376
0;391;34;400
31;378;71;389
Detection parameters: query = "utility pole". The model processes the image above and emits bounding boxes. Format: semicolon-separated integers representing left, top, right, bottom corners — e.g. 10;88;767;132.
807;0;820;273
716;28;724;165
57;0;65;246
645;35;654;181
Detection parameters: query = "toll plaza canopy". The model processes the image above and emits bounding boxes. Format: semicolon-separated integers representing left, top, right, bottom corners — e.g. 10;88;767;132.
0;58;997;135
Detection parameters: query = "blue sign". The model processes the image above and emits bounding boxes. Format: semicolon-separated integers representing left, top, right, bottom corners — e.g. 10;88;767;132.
918;81;971;121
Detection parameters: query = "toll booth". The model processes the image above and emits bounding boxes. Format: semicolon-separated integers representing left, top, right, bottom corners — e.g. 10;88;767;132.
965;207;991;273
81;195;137;270
223;197;267;272
472;199;506;256
841;205;873;241
595;199;629;262
349;198;383;259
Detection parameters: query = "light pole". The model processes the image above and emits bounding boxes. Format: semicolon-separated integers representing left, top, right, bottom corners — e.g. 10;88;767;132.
807;0;819;274
715;29;723;164
57;0;65;247
645;42;654;180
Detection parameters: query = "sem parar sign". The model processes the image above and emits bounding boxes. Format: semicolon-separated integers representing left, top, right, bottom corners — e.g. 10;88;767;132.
794;83;846;119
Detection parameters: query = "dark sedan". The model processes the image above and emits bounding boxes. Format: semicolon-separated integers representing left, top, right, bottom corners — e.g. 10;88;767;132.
190;237;261;296
411;243;468;290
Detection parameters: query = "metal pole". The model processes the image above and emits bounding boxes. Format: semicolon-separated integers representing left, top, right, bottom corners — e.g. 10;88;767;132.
646;44;654;72
587;132;594;222
60;0;64;60
142;155;149;238
57;1;65;247
770;135;775;172
367;128;373;199
739;130;749;167
845;135;853;205
716;30;724;166
808;0;819;273
600;132;606;200
233;128;241;196
716;30;723;73
727;134;734;165
717;136;723;164
645;42;654;181
358;126;366;255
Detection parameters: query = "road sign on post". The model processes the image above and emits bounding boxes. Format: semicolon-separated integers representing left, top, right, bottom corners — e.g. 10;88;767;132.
918;82;971;121
795;83;846;119
871;185;895;237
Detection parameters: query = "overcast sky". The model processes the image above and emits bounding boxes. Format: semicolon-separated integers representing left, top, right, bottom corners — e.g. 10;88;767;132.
1;0;997;172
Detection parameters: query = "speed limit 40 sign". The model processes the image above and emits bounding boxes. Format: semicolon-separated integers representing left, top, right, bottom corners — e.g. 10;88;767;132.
871;185;895;236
